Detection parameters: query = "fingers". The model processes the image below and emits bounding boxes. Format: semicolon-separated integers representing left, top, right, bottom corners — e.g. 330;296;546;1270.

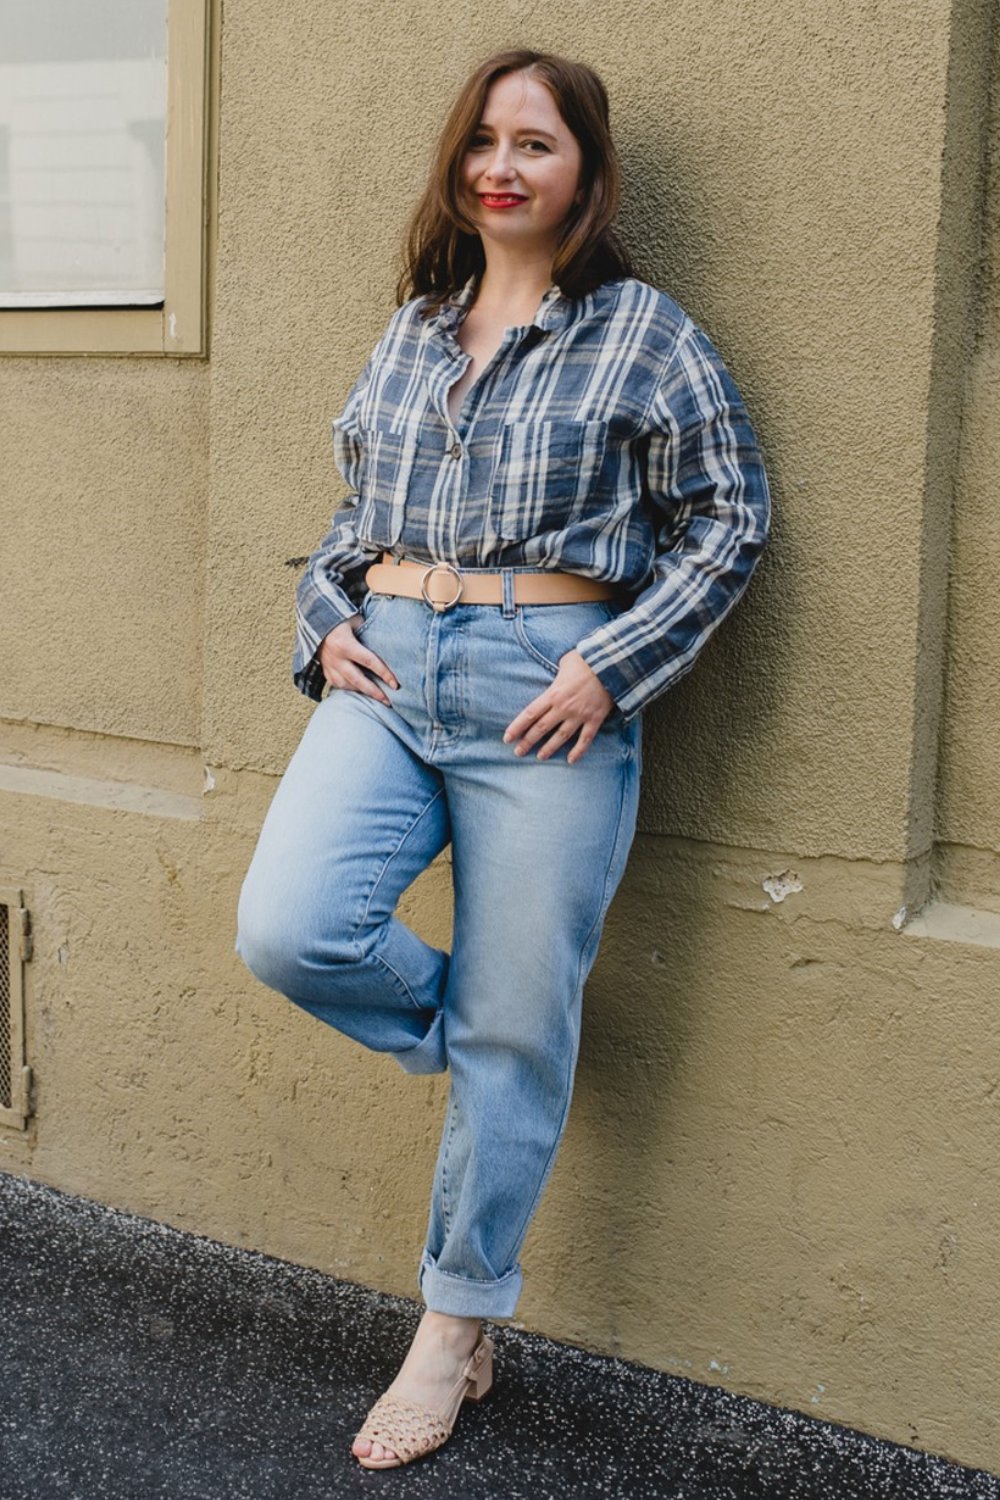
519;713;602;764
318;633;400;706
567;722;599;765
503;689;557;747
503;652;616;763
335;662;393;705
535;721;577;761
504;696;611;765
356;645;399;691
502;709;535;747
510;707;562;757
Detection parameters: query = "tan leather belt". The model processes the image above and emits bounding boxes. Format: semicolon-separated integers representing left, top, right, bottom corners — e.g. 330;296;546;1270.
365;554;618;613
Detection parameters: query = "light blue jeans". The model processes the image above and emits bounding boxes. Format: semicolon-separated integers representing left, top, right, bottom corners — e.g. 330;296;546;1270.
236;583;642;1317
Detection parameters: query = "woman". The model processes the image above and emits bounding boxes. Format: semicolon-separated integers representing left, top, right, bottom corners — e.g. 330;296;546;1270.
237;49;770;1469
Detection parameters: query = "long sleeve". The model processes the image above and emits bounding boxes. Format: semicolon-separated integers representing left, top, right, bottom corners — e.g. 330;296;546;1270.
574;325;770;721
293;363;377;700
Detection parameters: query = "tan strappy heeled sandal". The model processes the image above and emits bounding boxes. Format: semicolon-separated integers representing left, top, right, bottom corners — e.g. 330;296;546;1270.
352;1333;494;1469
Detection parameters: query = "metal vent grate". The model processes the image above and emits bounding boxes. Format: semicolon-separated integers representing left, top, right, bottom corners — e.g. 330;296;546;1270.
0;889;32;1129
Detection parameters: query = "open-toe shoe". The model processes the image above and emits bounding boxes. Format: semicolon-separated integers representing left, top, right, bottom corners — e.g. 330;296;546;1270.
352;1333;494;1469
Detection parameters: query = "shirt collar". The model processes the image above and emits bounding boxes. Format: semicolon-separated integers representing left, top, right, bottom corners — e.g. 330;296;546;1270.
430;275;575;338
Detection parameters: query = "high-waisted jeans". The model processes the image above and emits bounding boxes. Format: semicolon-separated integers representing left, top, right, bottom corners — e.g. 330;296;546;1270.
236;583;642;1317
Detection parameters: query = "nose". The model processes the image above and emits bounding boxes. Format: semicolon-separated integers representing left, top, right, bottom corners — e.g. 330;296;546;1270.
484;142;516;182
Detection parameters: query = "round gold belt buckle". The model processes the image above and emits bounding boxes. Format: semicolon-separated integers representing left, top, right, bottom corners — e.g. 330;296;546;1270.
420;561;464;611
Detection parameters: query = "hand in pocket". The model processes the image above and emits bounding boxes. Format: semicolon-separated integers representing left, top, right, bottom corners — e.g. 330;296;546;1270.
503;649;615;764
317;618;399;707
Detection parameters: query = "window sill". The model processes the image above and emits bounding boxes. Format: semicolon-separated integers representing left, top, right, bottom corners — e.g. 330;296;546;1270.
0;305;202;358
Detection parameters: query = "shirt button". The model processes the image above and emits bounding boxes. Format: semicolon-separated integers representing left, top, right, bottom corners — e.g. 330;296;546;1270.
449;442;462;459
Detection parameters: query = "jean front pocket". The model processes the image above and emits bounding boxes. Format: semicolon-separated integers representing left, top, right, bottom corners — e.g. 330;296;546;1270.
356;588;389;631
491;419;609;541
513;600;618;676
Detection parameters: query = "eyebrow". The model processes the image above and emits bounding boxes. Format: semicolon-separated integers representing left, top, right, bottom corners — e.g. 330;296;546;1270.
474;124;560;142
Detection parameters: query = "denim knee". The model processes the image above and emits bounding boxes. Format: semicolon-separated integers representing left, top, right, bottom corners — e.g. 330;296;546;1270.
234;890;362;997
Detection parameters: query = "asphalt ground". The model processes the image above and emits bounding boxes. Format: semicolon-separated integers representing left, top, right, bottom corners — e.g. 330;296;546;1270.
0;1170;996;1500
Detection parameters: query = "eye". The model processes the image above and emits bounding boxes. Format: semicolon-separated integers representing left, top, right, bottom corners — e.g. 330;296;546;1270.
468;132;492;149
521;139;551;152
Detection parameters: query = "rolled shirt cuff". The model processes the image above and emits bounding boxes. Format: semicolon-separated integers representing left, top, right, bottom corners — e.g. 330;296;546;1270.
292;588;364;699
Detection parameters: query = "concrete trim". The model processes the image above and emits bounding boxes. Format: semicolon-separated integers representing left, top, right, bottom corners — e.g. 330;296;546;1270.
902;899;1000;949
0;764;203;821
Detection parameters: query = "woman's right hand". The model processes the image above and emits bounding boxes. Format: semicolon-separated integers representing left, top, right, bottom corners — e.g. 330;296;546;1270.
317;616;399;706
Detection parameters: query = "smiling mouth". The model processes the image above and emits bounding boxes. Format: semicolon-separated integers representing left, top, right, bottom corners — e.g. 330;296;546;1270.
479;193;527;206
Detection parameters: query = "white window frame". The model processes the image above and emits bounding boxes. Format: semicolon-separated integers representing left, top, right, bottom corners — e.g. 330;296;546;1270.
0;0;211;357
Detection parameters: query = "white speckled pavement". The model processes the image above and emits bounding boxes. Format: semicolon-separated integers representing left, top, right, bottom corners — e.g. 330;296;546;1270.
0;1171;996;1500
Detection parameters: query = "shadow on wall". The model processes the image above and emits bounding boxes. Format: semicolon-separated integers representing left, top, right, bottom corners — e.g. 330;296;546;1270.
535;114;790;1346
615;122;788;841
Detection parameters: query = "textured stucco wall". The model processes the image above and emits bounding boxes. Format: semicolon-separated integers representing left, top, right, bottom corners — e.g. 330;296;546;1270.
3;775;999;1466
937;4;1000;911
1;359;207;744
204;0;961;867
2;0;1000;1476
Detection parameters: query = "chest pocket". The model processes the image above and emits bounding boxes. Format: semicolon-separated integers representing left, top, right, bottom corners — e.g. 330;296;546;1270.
490;419;610;541
353;426;416;548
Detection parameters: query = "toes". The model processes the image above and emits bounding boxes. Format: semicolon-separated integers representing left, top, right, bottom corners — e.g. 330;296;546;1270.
356;1440;399;1464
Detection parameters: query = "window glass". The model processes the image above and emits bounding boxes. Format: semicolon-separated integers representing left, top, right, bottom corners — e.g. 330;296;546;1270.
0;0;167;307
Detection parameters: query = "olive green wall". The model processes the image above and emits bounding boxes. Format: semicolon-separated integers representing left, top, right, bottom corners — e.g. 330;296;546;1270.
2;0;999;1475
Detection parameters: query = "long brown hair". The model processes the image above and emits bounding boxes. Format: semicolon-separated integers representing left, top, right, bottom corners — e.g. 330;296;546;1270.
397;49;633;314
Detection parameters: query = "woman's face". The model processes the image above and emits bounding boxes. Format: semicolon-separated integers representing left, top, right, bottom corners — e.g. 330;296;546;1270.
460;70;584;257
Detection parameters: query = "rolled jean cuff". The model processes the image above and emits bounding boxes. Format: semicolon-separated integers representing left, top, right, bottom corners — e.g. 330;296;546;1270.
391;1010;446;1075
418;1249;523;1318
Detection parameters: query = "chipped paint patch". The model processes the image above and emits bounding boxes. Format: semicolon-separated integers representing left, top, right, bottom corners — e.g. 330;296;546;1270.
763;871;804;903
891;906;908;930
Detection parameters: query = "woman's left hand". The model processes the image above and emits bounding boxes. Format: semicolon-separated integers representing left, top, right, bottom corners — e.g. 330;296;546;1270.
504;650;616;765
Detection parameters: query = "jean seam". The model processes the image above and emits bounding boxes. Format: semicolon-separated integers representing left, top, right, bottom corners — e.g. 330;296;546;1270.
355;784;447;936
368;948;438;1014
513;603;617;677
358;589;388;628
496;757;634;1269
513;608;560;674
439;1095;460;1235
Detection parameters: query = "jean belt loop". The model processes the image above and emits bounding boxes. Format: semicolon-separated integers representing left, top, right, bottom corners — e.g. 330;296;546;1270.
501;567;516;619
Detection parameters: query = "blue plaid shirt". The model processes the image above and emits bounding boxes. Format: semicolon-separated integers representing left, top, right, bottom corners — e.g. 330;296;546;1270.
294;275;770;720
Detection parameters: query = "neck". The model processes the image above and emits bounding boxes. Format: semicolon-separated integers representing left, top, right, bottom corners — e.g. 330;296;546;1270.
473;241;557;315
